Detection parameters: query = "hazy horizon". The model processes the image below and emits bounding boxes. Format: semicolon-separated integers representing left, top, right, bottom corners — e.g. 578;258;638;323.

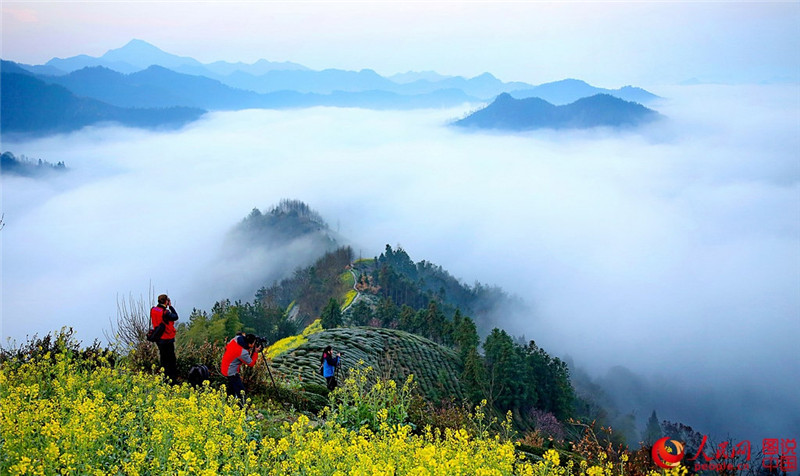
3;2;799;87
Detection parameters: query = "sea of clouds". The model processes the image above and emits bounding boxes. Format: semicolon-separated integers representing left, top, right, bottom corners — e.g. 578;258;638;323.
2;83;798;442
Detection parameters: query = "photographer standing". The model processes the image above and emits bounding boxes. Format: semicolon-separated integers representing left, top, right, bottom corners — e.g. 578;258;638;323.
221;333;262;403
321;345;341;391
151;294;179;384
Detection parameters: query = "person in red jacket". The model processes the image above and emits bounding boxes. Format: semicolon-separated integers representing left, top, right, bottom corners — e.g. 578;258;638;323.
220;333;262;403
151;294;179;384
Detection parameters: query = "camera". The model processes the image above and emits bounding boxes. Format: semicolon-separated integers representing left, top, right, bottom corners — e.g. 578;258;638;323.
254;335;268;348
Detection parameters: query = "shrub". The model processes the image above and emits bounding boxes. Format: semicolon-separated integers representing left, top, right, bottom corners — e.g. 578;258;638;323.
326;362;416;433
341;289;358;310
0;327;114;370
408;395;474;434
0;332;260;475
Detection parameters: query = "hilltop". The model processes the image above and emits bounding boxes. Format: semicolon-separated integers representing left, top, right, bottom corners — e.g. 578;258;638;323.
454;93;661;131
510;78;660;105
1;151;67;177
178;201;576;436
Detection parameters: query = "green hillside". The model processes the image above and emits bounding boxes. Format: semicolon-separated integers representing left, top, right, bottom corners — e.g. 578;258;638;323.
271;327;465;402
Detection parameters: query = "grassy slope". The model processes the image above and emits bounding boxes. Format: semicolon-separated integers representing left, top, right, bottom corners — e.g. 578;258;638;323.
270;327;465;401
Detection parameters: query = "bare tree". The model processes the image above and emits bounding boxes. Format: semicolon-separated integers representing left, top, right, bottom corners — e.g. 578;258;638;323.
105;287;155;352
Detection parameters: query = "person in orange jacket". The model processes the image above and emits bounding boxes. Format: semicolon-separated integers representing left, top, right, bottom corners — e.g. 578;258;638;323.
220;333;262;403
150;294;179;384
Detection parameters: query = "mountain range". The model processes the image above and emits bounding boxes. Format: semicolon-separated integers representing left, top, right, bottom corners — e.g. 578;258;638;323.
0;68;204;136
454;93;661;131
2;39;662;135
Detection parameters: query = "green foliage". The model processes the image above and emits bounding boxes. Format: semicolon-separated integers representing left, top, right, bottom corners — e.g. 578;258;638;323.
265;319;323;359
0;331;635;475
341;289;357;310
320;297;343;329
373;244;526;332
256;246;354;324
235;199;330;246
461;347;488;404
0;327;113;370
179;298;298;348
270;327;465;403
454;312;480;359
375;297;399;327
484;328;528;412
0;331;260;475
408;396;474;435
340;270;355;288
347;299;373;327
521;341;575;420
642;410;662;446
326;364;416;433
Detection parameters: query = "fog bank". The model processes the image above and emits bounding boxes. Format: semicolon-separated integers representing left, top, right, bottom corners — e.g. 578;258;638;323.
2;83;798;442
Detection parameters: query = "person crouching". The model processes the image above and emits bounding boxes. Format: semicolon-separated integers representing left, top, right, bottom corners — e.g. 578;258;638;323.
220;333;262;404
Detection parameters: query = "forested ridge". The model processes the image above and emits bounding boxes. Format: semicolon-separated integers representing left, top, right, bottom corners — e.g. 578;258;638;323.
1;200;727;475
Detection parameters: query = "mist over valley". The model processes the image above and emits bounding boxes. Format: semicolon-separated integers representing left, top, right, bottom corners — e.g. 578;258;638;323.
2;76;798;445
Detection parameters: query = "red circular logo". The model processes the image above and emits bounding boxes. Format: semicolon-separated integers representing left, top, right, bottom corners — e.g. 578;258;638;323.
652;437;685;469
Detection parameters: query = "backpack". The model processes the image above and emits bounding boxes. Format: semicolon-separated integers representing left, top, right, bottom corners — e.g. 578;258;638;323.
188;364;210;387
146;322;165;342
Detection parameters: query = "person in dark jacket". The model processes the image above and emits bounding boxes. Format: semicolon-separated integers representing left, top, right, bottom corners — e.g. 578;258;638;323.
321;345;340;391
221;333;262;404
150;294;179;384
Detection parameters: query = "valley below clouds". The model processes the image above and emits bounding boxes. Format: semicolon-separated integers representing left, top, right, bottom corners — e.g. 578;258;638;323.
2;83;798;442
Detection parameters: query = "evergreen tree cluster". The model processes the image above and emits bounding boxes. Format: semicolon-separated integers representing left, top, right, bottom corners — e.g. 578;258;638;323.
1;151;67;176
373;244;523;330
347;245;576;424
460;328;575;421
255;246;354;324
234;199;334;248
179;298;298;346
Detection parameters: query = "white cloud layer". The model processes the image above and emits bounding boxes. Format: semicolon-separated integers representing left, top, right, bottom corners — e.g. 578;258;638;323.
2;83;798;441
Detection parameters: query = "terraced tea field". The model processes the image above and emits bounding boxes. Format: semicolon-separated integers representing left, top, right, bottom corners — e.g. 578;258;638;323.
270;327;465;401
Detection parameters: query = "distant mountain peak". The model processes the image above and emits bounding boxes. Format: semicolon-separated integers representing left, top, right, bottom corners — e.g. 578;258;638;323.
473;72;498;80
232;199;333;248
119;38;162;50
102;39;163;58
100;39;202;70
552;78;591;86
454;93;660;131
510;79;660;105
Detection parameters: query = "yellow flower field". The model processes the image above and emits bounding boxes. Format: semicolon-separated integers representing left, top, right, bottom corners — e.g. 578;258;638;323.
1;339;685;475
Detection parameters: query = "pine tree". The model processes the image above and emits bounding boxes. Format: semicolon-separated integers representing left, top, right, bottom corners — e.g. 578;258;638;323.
376;297;399;327
483;328;525;412
643;410;663;445
454;315;479;361
320;298;343;329
461;347;487;405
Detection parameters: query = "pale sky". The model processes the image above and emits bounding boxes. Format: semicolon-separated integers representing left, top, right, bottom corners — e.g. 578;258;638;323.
2;1;799;87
